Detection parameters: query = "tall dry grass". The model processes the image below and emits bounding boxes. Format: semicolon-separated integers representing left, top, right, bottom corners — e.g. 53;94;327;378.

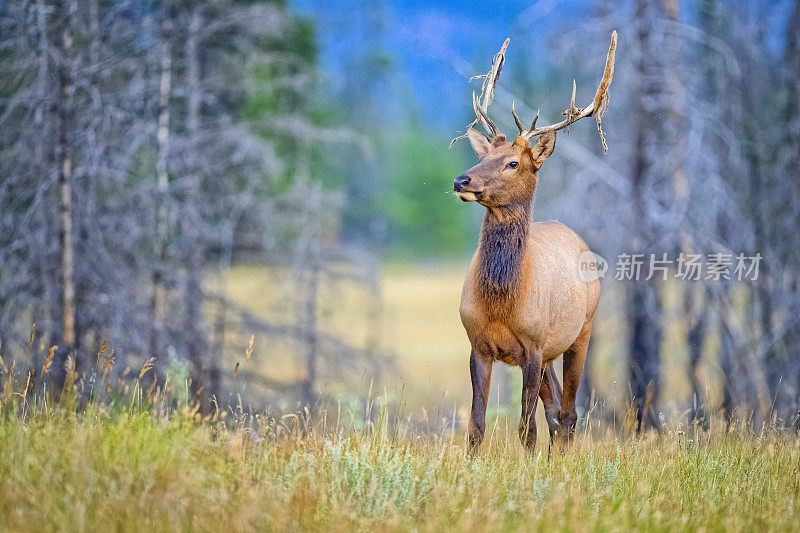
0;354;799;532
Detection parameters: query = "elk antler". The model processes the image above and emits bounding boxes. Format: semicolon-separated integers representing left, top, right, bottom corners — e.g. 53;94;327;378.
515;31;617;153
451;31;618;154
449;38;509;147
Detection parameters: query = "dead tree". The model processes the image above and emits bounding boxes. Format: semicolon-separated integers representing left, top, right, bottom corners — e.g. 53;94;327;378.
55;0;77;375
786;0;800;425
182;5;207;399
628;0;666;430
151;4;173;359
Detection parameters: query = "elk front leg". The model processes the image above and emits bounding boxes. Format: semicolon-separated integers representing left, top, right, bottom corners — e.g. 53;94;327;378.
559;320;592;449
539;363;563;450
519;353;543;451
468;349;492;452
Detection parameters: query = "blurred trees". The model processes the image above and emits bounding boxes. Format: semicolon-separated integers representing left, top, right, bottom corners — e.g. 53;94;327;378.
2;0;799;428
384;133;473;258
690;0;800;426
529;0;800;427
0;0;383;409
306;0;479;258
625;0;669;429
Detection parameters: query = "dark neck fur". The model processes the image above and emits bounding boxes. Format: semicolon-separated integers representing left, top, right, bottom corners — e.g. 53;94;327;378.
477;203;531;303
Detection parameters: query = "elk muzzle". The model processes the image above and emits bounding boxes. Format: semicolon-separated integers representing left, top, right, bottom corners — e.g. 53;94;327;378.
454;173;481;202
453;173;470;191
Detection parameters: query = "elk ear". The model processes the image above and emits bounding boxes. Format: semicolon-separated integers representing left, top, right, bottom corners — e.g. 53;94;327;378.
466;127;491;158
530;131;556;169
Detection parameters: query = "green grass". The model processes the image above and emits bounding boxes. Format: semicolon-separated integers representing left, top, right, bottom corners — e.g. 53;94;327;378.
0;264;790;531
1;400;799;531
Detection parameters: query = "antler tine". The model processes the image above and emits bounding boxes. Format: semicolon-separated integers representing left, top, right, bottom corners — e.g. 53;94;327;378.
481;38;509;108
512;101;539;135
569;79;577;112
473;91;498;138
512;101;524;134
451;38;510;144
519;31;618;153
477;38;509;137
451;32;617;151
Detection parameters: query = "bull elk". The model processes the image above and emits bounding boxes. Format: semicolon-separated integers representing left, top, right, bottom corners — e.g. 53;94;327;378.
452;32;617;452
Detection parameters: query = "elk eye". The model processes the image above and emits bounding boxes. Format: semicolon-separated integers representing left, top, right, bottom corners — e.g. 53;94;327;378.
506;161;518;169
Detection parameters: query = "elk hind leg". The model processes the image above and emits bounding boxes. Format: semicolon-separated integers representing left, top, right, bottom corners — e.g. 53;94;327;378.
559;320;593;449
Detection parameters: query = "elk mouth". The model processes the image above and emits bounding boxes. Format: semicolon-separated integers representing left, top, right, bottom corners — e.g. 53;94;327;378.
456;190;482;202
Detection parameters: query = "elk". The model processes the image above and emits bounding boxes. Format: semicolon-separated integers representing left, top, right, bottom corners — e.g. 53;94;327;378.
452;32;617;452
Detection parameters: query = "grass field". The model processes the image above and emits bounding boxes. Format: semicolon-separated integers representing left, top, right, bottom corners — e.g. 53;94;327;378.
1;399;799;531
223;262;475;405
1;263;790;531
223;262;712;427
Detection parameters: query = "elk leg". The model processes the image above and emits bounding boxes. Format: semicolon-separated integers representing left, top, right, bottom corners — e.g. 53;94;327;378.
559;320;593;448
468;349;492;452
539;363;563;449
519;352;543;451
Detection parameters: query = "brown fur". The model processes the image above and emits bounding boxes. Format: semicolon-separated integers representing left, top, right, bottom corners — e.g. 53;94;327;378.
455;128;601;452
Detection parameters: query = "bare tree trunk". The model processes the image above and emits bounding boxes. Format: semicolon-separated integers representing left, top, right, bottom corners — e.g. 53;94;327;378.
364;264;382;354
56;0;77;374
33;0;49;169
210;223;234;401
746;141;778;415
737;30;782;423
33;0;54;350
786;0;800;426
628;0;664;431
718;306;738;421
788;0;800;215
152;12;172;358
184;6;207;405
664;0;709;424
686;286;708;422
627;281;663;429
300;263;319;408
296;143;319;408
73;0;103;364
712;278;769;425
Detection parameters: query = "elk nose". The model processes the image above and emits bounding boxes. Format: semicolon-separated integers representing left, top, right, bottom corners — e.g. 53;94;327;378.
453;174;470;191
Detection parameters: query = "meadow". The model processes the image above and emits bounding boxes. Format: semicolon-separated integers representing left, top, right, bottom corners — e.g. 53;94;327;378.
1;396;799;531
223;263;724;427
2;0;798;529
1;264;797;531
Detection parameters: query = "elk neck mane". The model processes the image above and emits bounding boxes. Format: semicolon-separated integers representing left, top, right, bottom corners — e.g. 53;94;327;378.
477;202;531;305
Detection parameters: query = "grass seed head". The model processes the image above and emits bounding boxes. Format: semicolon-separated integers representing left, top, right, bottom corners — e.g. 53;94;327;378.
101;348;116;375
43;346;57;375
146;375;157;401
139;356;156;380
97;339;108;365
246;334;254;360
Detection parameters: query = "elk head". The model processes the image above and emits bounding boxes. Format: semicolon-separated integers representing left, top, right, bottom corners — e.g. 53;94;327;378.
452;32;617;207
453;130;556;207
